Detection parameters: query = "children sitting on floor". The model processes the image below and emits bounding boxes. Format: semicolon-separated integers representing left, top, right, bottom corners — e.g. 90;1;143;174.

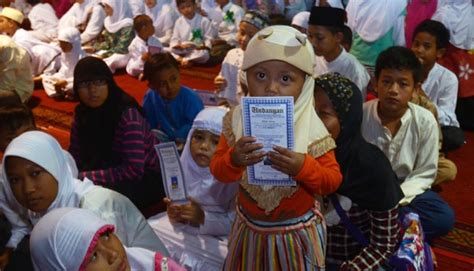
411;19;464;152
170;0;215;67
207;0;245;49
126;14;163;78
214;10;269;106
150;107;238;271
142;52;204;147
31;208;183;270
308;6;370;100
144;0;177;46
361;46;455;242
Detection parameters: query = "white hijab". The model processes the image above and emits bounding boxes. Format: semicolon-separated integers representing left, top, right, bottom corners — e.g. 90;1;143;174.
346;0;407;42
77;0;98;24
180;107;239;212
432;0;473;50
1;131;95;225
57;27;85;78
102;0;133;33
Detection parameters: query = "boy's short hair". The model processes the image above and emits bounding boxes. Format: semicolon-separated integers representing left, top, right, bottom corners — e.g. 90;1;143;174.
143;52;179;81
0;104;36;133
413;19;450;49
375;46;423;84
133;14;152;32
176;0;194;8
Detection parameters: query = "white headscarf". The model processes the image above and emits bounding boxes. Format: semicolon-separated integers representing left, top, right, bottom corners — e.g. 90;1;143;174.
1;131;95;225
346;0;407;42
180;107;238;212
57;27;86;78
102;0;133;33
76;0;99;24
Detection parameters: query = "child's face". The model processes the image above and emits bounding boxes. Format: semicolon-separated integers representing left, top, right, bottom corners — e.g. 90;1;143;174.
5;157;58;213
307;25;341;57
148;67;181;100
376;68;416;116
215;0;230;7
139;20;155;39
84;231;130;271
178;0;196;20
77;80;109;108
190;129;220;167
246;60;306;101
237;21;259;51
0;123;35;152
59;40;73;53
103;4;113;17
314;87;340;139
0;16;16;34
411;32;444;69
145;0;157;8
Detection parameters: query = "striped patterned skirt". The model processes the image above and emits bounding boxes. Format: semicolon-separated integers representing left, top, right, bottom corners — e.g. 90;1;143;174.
224;206;326;271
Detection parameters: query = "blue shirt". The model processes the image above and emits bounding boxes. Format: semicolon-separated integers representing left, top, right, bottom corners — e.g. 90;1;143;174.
143;86;204;141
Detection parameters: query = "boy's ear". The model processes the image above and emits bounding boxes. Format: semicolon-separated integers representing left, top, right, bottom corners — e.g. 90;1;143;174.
335;32;344;44
436;47;446;59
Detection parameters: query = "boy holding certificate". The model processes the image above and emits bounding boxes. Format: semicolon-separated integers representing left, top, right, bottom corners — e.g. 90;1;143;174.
210;25;343;270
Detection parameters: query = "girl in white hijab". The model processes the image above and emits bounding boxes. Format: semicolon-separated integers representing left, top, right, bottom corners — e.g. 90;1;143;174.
149;107;238;271
144;0;178;46
31;208;184;271
42;27;86;98
1;131;169;254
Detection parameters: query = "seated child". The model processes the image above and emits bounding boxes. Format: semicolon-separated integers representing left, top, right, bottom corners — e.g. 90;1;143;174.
31;208;184;270
143;53;204;146
91;0;134;73
210;25;342;270
69;57;165;210
0;35;33;103
207;0;245;48
361;46;454;242
412;19;464;152
2;130;169;254
314;73;403;270
126;14;163;78
214;10;269;106
291;11;310;34
26;0;58;43
170;0;215;67
144;0;178;46
42;27;86;99
308;6;370;100
149;107;238;270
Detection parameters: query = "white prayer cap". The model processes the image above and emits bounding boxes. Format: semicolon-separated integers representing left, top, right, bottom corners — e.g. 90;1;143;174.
0;7;24;24
291;11;310;30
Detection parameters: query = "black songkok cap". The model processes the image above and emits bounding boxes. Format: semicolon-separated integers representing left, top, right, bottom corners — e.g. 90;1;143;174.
309;6;346;28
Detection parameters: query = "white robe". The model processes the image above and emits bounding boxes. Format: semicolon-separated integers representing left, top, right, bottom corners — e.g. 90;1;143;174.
144;2;178;45
126;35;163;77
313;48;370;100
27;3;58;43
59;0;106;44
207;2;245;46
217;48;244;106
422;63;460;127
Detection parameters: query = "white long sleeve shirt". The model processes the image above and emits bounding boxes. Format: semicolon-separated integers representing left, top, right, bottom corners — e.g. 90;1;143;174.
170;13;215;49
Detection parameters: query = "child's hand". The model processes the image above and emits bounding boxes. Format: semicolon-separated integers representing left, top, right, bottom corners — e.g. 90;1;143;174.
214;76;227;91
83;46;95;54
231;136;266;167
267;145;305;176
54;80;68;92
163;198;185;224
141;52;150;61
179;197;205;227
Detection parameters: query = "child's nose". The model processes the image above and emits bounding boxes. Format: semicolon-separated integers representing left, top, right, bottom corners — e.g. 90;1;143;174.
265;81;279;95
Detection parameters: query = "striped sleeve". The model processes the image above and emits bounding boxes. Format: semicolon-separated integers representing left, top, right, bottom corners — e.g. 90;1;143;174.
68;115;82;169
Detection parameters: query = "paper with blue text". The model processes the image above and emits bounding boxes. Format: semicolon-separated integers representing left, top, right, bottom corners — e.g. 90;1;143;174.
155;142;188;203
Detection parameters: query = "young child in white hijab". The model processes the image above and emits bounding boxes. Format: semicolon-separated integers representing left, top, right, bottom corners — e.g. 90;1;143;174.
149;107;238;271
42;27;85;99
1;130;169;255
31;208;184;271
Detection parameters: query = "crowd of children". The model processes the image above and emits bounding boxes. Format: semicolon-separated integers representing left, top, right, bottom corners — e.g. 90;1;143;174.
0;0;471;270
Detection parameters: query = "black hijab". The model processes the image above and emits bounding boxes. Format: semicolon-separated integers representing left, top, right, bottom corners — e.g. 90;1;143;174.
315;73;403;211
73;56;142;170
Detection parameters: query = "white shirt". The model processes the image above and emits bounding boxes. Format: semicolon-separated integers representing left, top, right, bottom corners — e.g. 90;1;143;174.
207;2;245;46
59;1;106;44
314;48;370;100
27;3;58;42
144;3;177;45
217;48;244;105
422;63;460;127
126;35;163;77
171;13;215;48
361;100;439;205
432;1;474;50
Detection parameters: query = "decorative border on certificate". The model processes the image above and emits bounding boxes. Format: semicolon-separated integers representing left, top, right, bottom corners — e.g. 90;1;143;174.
154;142;188;203
242;96;296;186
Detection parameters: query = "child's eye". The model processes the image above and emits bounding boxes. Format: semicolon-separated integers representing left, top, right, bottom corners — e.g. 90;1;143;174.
281;75;291;82
8;177;19;184
256;72;266;80
31;170;42;177
90;252;98;262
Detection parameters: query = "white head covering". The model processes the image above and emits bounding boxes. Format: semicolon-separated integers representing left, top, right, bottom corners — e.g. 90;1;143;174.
77;0;98;24
180;107;238;212
1;131;95;225
102;0;133;33
57;27;86;78
30;207;115;270
314;0;345;8
0;7;24;24
291;11;310;31
346;0;407;42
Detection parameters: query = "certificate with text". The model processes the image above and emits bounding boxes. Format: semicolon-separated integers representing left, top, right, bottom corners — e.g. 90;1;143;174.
242;96;296;186
155;142;188;203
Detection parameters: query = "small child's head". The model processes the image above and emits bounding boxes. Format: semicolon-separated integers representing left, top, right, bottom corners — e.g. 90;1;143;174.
74;57;114;108
58;27;81;54
291;11;310;34
183;107;227;167
411;19;450;69
215;0;230;8
31;208;129;271
176;0;196;20
144;52;181;100
308;6;346;58
0;104;36;151
375;46;422;117
0;7;24;35
145;0;157;8
133;14;154;41
238;10;269;51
